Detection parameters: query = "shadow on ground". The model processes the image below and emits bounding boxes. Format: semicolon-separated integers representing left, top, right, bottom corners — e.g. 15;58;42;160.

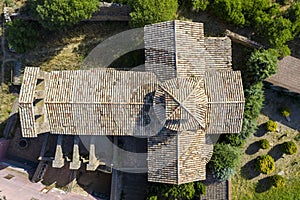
241;158;260;180
255;177;272;193
245;141;260;155
268;144;284;161
254;124;268;137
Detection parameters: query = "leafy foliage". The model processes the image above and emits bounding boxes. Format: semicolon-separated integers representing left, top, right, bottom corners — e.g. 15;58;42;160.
281;141;298;155
239;82;264;139
209;143;241;181
281;107;291;117
265;120;277;132
270;174;286;187
194;181;206;196
286;3;300;36
147;182;197;200
191;0;210;11
259;139;270;149
245;49;278;85
210;0;245;26
243;0;272;24
29;0;98;30
255;155;275;174
5;19;41;53
128;0;178;27
221;134;245;148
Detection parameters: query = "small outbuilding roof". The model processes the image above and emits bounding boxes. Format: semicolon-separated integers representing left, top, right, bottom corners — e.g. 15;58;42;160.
266;56;300;94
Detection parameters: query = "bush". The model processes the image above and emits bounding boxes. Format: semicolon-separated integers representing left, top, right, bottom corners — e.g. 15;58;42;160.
281;141;298;155
210;0;245;26
245;49;278;84
209;144;241;181
295;133;300;142
265;120;277;132
259;139;270;149
255;155;275;174
281;107;291;117
222;134;245;148
5;19;41;53
211;167;236;182
270;174;286;187
128;0;178;27
194;181;206;196
29;0;98;30
147;182;196;200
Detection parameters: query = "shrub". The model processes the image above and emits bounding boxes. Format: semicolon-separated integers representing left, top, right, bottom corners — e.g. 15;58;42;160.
245;49;278;84
194;181;206;196
211;167;236;182
265;120;277;132
210;0;245;26
243;82;264;119
29;0;98;30
222;134;245;148
281;141;298;155
147;182;196;200
281;107;291;117
255;155;275;174
270;174;286;187
128;0;178;27
295;133;300;142
209;144;241;181
5;19;41;53
259;139;270;149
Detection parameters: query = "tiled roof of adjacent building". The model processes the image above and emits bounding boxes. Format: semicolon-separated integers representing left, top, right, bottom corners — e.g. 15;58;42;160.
266;56;300;94
19;20;245;185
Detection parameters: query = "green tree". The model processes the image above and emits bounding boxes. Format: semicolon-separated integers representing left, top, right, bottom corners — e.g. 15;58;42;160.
194;181;206;196
209;143;241;181
5;19;41;53
255;155;275;174
210;0;245;26
191;0;210;11
246;49;277;84
243;0;272;24
286;3;300;36
128;0;178;27
29;0;98;30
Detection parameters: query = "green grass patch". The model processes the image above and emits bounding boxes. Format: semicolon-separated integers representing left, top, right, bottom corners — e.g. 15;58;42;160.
233;178;300;200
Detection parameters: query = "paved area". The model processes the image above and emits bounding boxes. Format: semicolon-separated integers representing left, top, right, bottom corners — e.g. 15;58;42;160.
0;163;96;200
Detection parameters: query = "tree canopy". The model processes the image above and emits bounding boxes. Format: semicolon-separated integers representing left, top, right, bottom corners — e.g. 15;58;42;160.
29;0;98;30
128;0;178;27
209;143;241;181
245;49;278;84
5;19;41;53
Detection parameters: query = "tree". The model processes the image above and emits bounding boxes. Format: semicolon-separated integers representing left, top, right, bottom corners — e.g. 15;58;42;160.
286;3;300;36
5;19;41;53
243;0;272;24
128;0;178;27
191;0;210;11
281;141;298;155
29;0;98;30
210;0;245;26
255;155;275;174
209;143;241;181
246;49;278;84
194;181;206;197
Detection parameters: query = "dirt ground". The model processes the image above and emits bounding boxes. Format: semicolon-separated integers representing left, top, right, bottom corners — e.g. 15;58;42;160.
232;86;300;198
